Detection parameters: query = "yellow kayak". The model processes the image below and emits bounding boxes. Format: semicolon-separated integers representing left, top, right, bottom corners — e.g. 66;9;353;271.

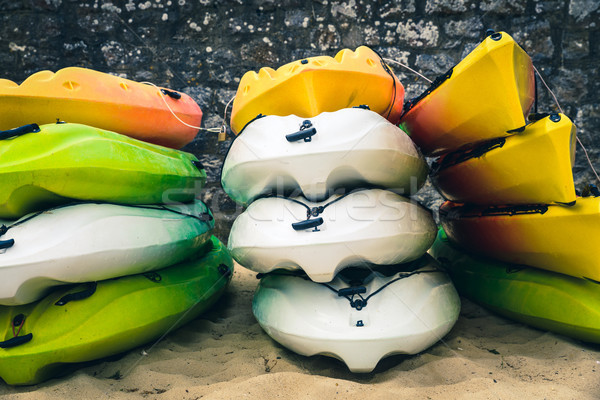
0;67;202;149
230;46;405;134
400;31;535;156
431;113;577;205
440;196;600;282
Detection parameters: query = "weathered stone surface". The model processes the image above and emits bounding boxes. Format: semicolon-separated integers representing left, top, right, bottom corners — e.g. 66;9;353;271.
396;20;440;48
479;0;527;14
550;68;589;103
569;0;600;22
512;20;554;62
0;0;598;240
415;53;455;75
443;18;484;39
426;0;471;14
534;0;566;14
377;0;416;18
562;31;590;60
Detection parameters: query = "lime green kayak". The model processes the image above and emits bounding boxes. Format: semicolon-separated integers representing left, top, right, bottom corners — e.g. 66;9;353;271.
0;122;206;219
430;228;600;344
0;236;233;386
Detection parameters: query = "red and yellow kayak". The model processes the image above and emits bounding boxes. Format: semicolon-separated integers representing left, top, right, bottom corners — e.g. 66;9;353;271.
440;197;600;282
230;46;405;134
400;31;535;156
431;113;577;205
0;67;202;149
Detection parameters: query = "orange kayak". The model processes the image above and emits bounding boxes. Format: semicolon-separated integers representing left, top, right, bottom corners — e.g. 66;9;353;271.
0;67;202;149
230;46;405;134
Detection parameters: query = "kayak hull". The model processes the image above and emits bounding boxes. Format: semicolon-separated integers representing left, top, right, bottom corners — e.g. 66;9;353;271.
222;108;427;205
430;228;600;344
231;46;405;134
253;256;460;372
0;236;233;386
0;67;202;148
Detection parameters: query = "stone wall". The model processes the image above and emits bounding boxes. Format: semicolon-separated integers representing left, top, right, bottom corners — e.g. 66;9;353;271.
1;0;598;240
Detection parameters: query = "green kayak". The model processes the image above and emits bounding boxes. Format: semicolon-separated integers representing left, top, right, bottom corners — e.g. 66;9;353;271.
430;228;600;344
0;122;206;219
0;236;233;386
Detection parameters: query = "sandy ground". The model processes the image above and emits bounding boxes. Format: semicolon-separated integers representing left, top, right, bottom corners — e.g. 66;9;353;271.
1;263;599;400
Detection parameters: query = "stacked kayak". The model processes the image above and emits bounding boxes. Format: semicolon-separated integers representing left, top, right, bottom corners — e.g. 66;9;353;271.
404;30;599;344
431;113;577;206
430;228;600;344
224;47;459;372
230;46;405;134
253;256;460;373
439;196;600;282
0;122;205;219
0;200;214;306
229;189;436;283
0;236;233;386
0;67;202;148
0;68;232;385
400;31;535;156
222;107;428;205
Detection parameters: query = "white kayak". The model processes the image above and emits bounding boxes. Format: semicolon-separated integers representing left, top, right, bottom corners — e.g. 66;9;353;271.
221;107;428;205
228;189;437;282
0;200;214;305
253;255;461;373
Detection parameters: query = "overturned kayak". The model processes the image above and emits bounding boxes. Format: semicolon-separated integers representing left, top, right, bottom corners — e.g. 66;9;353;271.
400;31;535;156
222;107;427;205
0;200;214;305
228;189;437;282
440;195;600;281
230;46;405;134
430;228;600;344
0;67;202;148
431;113;577;206
0;122;205;219
0;235;233;386
253;255;460;373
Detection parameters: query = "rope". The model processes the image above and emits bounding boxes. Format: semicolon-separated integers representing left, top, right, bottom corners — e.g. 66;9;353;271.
321;269;439;310
220;95;236;141
532;65;600;184
140;81;225;134
383;58;433;83
12;317;24;338
266;188;367;220
373;50;397;120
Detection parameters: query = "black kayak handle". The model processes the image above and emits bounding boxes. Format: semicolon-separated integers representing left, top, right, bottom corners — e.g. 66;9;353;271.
0;333;33;348
286;120;317;142
338;286;367;297
161;88;182;99
55;282;98;306
0;124;40;140
0;239;14;250
286;127;316;142
292;217;323;232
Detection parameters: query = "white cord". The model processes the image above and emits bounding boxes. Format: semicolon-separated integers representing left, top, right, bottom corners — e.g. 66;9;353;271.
532;66;600;184
532;65;564;114
219;95;236;141
141;81;221;133
383;58;432;83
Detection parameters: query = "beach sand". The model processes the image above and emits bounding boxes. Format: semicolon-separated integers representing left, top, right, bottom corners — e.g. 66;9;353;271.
1;263;599;399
